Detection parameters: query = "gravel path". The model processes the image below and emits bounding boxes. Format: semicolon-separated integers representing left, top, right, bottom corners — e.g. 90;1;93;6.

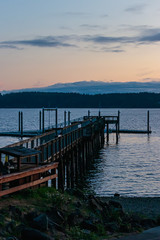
100;197;160;219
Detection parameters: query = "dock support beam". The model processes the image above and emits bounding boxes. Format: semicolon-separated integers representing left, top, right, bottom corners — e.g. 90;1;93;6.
55;108;58;136
39;111;42;131
64;111;66;127
147;110;150;134
107;123;109;142
20;112;23;137
68;111;71;125
116;123;118;144
42;108;45;133
118;110;120;133
18;111;21;132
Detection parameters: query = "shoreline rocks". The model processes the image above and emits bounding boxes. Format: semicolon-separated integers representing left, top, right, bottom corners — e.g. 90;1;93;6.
0;188;159;239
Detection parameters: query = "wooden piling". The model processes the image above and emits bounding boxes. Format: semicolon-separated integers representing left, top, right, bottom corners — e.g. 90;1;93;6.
55;108;58;133
118;110;120;133
116;123;118;144
39;111;42;131
66;154;71;188
42;108;45;133
64;111;67;127
18;111;21;132
68;111;71;125
107;123;109;142
147;110;150;133
20;112;23;137
70;150;75;188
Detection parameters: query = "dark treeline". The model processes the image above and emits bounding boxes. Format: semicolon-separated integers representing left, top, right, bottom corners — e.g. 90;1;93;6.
0;92;160;108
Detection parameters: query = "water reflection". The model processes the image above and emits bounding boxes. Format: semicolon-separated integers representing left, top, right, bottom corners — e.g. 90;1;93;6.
86;131;160;197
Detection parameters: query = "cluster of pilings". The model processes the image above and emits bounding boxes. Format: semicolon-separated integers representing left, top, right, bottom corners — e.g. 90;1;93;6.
57;117;105;191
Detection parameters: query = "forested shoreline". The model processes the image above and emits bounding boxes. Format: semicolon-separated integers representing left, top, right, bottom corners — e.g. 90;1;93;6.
0;92;160;108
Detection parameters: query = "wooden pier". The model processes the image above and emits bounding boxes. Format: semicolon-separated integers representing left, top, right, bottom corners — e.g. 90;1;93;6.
0;109;152;197
0;115;105;196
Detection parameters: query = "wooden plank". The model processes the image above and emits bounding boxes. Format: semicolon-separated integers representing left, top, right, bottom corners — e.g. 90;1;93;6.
0;174;57;197
0;162;58;184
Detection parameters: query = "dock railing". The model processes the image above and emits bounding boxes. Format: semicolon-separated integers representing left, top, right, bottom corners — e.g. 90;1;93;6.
0;115;106;196
0;162;58;197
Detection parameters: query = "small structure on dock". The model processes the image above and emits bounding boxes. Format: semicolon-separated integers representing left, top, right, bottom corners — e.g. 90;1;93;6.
0;146;41;171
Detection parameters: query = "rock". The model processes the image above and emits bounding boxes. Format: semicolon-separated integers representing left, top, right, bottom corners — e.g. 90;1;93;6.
81;219;98;232
33;214;49;231
21;227;54;240
75;201;82;208
6;237;19;240
140;218;156;229
129;213;142;225
0;214;5;223
81;229;91;235
25;211;38;223
9;206;22;220
88;195;104;212
6;221;15;234
67;210;84;226
48;208;64;225
114;193;120;197
108;200;122;209
48;219;64;232
105;222;119;232
119;223;132;233
72;188;87;200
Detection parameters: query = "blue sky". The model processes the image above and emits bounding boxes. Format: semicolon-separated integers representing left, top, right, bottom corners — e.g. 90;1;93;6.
1;0;160;90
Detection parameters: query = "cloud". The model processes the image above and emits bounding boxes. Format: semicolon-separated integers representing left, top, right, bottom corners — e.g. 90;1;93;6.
80;24;100;30
64;12;89;17
84;35;134;44
32;80;44;87
141;78;160;82
101;14;108;18
100;46;125;53
0;36;77;49
83;26;160;46
125;4;147;14
139;32;160;42
1;26;160;52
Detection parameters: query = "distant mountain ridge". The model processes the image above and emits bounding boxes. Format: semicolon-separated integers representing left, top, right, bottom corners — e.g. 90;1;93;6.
2;81;160;94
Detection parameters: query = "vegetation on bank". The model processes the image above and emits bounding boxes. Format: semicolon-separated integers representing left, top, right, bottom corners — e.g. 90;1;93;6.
0;92;160;108
0;187;159;240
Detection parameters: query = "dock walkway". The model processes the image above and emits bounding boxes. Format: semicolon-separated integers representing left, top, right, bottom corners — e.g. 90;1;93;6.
0;110;152;197
0;115;105;196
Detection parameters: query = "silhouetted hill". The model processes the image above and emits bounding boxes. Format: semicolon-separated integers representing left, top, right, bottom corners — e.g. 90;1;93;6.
0;92;160;108
2;81;160;94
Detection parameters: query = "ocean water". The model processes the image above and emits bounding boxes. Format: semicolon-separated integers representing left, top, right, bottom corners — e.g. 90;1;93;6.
0;108;160;197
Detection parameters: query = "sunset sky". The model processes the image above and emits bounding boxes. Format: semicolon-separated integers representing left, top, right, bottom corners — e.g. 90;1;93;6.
1;0;160;90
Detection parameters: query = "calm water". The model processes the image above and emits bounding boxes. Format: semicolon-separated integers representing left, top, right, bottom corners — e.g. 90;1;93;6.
0;108;160;197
